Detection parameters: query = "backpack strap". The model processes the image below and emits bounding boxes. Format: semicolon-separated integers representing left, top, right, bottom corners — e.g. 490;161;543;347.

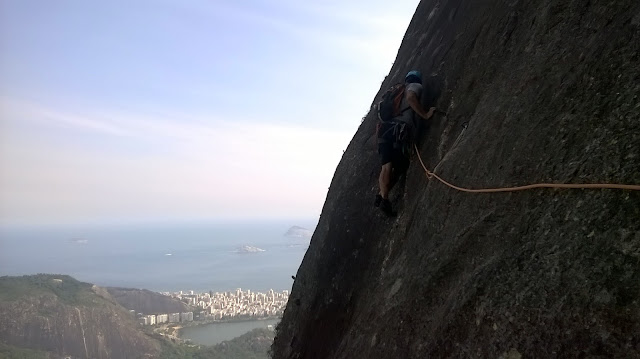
377;121;397;143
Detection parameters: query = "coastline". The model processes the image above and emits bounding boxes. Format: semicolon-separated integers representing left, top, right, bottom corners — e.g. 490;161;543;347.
174;316;281;338
176;317;280;346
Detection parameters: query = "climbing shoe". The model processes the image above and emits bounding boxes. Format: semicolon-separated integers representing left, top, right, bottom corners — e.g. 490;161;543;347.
379;198;396;217
374;194;383;207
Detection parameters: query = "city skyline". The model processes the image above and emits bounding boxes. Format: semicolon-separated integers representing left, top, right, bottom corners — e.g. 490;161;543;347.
139;288;289;325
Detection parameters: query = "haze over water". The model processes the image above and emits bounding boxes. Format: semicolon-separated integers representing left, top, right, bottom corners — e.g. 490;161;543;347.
0;219;314;293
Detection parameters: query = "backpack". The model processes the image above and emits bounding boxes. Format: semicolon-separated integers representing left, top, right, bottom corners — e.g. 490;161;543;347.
375;83;415;155
376;83;406;123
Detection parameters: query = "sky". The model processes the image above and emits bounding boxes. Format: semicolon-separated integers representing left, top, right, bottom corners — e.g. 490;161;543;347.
0;0;419;226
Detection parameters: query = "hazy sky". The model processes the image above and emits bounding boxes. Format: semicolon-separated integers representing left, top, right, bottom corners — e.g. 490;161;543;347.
0;0;419;225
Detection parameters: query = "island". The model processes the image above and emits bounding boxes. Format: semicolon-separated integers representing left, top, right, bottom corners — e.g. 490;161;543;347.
235;245;266;253
284;225;313;239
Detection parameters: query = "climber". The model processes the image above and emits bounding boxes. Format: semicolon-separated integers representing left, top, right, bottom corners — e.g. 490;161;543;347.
375;70;436;216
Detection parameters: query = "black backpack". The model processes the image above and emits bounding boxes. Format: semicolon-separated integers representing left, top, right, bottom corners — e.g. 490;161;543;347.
376;83;406;122
375;83;415;154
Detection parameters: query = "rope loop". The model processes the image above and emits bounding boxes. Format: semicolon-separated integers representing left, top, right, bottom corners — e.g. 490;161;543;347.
425;170;434;179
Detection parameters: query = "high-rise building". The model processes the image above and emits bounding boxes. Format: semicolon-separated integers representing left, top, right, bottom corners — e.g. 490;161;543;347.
169;313;180;323
156;314;168;324
180;312;194;322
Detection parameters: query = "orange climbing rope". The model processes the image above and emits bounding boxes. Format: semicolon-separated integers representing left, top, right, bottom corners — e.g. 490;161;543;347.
414;144;640;193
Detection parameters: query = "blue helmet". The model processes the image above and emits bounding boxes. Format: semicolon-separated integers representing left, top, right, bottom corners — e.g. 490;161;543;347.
405;70;422;83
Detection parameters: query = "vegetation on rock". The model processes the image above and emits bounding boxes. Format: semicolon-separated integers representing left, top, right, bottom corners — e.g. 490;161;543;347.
0;274;94;306
0;275;274;358
160;328;274;359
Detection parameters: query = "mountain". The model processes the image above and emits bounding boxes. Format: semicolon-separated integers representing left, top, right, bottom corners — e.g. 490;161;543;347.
272;1;640;358
106;287;191;315
194;328;274;359
157;328;274;359
0;274;161;358
0;275;277;359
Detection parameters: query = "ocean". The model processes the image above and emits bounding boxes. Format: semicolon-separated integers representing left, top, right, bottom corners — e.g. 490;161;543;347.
0;219;314;293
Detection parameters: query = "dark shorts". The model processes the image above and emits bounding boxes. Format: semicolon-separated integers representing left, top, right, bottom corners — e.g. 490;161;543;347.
378;142;410;174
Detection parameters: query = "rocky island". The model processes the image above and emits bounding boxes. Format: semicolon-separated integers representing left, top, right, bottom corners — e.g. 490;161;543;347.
235;245;267;253
283;226;313;239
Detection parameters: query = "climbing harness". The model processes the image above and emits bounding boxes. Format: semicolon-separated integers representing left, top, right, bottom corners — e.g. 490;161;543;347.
414;122;640;193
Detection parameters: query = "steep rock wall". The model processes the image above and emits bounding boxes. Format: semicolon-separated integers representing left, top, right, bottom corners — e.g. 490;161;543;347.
273;0;640;358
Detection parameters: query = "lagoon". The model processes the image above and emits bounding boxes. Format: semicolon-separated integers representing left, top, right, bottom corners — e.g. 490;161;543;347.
180;319;280;345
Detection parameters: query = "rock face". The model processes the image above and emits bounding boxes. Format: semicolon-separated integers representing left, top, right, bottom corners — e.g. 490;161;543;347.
272;1;640;358
106;287;190;315
0;275;160;358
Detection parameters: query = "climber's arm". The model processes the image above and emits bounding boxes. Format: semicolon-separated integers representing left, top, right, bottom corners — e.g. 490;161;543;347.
407;91;435;120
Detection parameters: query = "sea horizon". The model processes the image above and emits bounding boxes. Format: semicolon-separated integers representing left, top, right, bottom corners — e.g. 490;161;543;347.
0;218;316;294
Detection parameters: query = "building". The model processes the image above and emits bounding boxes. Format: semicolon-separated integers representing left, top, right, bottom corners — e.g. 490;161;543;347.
146;315;156;325
169;313;180;323
156;314;168;324
180;312;194;322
